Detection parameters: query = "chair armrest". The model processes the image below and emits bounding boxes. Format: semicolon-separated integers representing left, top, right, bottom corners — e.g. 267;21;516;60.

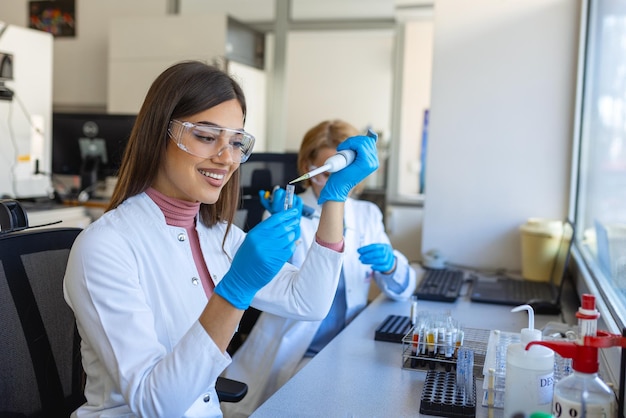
216;376;248;403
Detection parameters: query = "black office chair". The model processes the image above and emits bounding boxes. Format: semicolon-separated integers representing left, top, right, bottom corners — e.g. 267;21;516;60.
0;225;246;417
0;227;85;417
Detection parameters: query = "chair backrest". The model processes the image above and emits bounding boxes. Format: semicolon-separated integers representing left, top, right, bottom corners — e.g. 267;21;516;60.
0;227;84;417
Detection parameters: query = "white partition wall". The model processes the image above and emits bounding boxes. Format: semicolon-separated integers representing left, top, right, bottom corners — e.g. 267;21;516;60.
283;29;394;152
228;61;268;152
107;15;228;114
421;0;580;271
0;23;53;198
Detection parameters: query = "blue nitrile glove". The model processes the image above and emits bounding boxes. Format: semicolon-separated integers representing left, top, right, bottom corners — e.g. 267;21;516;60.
357;243;397;274
214;208;301;309
318;133;379;204
259;188;303;216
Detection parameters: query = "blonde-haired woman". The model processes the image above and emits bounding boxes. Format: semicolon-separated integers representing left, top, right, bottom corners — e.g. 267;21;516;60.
223;119;416;418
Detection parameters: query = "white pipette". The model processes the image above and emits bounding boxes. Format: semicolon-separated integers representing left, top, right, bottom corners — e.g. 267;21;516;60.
289;129;377;184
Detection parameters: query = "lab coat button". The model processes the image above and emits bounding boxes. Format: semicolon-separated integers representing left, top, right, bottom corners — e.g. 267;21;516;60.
177;233;186;242
191;277;199;286
203;394;210;403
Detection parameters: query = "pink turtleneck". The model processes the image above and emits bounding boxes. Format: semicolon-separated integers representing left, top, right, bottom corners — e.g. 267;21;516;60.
146;188;214;298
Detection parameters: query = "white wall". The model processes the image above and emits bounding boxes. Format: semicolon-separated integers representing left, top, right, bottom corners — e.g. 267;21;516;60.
107;14;228;114
180;0;275;21
0;0;169;110
422;0;580;271
283;30;394;151
180;0;396;21
386;203;424;263
397;19;433;197
228;61;268;151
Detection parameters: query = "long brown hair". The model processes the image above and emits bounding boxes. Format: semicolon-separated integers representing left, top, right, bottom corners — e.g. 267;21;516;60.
107;61;246;234
297;119;365;195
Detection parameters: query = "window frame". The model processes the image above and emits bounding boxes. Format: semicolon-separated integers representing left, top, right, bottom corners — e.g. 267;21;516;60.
570;0;626;398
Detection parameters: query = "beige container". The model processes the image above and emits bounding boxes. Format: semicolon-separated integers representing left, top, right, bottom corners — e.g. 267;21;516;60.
520;218;563;282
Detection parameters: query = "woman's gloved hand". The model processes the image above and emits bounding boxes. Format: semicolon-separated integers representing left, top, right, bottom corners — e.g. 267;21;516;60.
318;133;379;204
214;208;301;309
357;243;397;274
258;187;303;215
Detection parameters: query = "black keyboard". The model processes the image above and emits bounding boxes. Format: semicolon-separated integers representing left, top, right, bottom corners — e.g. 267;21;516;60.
414;268;464;302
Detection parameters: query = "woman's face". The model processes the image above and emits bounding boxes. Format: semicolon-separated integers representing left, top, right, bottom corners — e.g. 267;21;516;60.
153;99;244;204
308;146;335;198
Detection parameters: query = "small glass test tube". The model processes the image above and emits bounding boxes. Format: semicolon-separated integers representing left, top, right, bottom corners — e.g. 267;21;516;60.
456;347;474;396
409;296;418;326
284;184;295;210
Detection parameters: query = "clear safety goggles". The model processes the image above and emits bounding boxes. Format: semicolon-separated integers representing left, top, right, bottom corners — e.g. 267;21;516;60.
168;120;255;163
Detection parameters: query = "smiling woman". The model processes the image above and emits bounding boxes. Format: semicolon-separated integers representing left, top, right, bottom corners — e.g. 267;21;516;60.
62;60;379;417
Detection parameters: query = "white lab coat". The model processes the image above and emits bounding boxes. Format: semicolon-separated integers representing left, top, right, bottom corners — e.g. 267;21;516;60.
63;192;343;418
222;189;416;418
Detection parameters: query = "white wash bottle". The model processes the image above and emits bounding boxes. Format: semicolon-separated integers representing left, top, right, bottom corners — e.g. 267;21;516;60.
503;304;555;418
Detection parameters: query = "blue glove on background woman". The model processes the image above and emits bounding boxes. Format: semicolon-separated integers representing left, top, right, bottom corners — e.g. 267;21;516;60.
357;243;397;274
259;187;303;215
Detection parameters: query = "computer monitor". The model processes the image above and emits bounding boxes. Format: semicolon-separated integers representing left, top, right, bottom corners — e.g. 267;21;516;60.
239;152;303;196
236;152;303;231
52;113;136;195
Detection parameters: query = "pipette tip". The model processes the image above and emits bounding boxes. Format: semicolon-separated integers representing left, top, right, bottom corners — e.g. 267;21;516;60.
289;174;309;184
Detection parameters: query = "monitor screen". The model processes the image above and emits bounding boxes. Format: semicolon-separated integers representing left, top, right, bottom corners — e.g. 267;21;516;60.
239;152;303;196
52;113;136;180
235;152;303;231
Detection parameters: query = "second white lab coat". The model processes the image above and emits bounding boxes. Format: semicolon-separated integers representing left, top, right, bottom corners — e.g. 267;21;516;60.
222;189;416;418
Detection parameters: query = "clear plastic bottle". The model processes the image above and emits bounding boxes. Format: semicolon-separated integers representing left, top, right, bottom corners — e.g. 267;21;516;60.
554;294;612;418
552;370;614;418
527;294;622;418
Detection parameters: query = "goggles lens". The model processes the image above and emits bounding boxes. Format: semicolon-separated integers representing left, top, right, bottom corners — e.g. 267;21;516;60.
168;120;255;163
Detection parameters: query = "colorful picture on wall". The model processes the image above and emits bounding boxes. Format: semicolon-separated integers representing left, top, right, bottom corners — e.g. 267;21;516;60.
29;0;76;37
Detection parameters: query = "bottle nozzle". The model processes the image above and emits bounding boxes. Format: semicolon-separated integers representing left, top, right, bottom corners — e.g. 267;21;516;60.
512;304;541;345
581;293;596;310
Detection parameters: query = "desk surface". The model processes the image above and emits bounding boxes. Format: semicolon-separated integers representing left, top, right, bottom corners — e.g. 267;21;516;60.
251;281;564;418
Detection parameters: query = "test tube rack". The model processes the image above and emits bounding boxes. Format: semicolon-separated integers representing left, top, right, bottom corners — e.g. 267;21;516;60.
419;370;476;418
401;326;489;378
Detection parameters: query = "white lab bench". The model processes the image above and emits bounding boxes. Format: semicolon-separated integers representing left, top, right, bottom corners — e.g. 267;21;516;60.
250;282;568;418
24;204;92;230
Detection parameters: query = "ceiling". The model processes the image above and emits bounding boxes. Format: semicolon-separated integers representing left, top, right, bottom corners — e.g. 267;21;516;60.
178;0;434;24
